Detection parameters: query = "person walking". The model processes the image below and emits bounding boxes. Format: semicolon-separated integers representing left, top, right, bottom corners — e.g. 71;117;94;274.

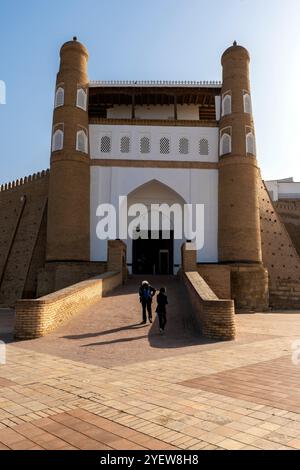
156;287;168;334
139;280;156;324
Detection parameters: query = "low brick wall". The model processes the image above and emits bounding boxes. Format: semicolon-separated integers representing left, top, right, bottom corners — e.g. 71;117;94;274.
182;271;236;341
15;271;122;339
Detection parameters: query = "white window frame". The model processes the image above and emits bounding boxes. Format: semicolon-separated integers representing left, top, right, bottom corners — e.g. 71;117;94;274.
55;87;64;108
52;129;64;152
76;130;88;153
220;133;231;156
222;93;232;116
76;88;87;111
246;132;256;155
243;92;252;114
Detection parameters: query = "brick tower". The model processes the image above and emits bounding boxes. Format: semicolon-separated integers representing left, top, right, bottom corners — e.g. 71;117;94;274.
47;38;90;262
218;42;269;310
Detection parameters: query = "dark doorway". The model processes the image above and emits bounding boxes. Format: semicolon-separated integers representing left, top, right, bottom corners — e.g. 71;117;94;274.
132;231;174;275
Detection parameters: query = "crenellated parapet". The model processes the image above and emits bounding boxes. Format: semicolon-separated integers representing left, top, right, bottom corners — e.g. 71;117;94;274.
0;169;50;193
275;200;300;214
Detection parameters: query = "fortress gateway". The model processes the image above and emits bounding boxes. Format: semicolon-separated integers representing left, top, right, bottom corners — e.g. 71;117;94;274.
1;38;300;325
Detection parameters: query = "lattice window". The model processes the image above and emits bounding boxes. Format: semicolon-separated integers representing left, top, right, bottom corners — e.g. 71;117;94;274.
246;132;256;155
140;136;150;154
220;133;231;155
179;137;189;155
100;135;111;153
244;93;252;114
160;137;170;155
52;129;64;152
199;138;209;156
55;87;64;108
120;136;130;154
222;94;231;116
76;88;87;110
76;130;88;153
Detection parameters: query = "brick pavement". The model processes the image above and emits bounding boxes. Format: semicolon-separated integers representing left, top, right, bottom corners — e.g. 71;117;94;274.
0;277;300;450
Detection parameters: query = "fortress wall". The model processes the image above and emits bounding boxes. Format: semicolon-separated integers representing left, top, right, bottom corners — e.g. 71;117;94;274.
259;178;300;308
0;171;49;307
274;200;300;257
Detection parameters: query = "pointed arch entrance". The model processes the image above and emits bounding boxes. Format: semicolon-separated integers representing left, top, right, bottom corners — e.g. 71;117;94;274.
126;180;186;275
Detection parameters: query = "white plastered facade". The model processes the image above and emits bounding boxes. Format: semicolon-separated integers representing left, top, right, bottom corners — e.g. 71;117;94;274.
90;124;219;272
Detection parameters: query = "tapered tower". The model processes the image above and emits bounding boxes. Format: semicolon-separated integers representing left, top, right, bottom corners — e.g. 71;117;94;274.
218;42;268;311
47;38;90;261
218;42;262;263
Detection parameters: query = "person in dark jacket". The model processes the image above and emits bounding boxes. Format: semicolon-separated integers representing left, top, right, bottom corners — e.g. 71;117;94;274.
156;287;168;333
139;280;156;324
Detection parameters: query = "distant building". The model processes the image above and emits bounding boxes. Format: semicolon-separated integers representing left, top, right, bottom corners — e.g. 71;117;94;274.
265;178;300;201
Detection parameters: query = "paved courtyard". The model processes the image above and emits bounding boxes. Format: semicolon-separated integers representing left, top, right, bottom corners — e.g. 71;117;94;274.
0;276;300;450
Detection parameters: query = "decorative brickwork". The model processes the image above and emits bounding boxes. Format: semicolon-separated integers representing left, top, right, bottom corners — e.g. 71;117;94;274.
15;271;122;339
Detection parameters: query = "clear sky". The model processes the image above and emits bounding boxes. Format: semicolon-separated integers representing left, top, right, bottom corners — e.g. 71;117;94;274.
0;0;299;185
